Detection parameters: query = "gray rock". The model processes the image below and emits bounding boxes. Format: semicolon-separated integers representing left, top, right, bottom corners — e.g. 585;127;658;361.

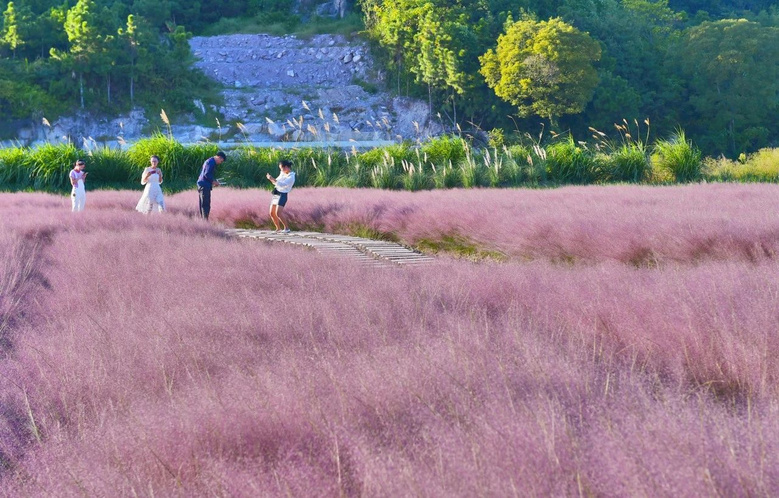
267;121;287;139
16;34;440;147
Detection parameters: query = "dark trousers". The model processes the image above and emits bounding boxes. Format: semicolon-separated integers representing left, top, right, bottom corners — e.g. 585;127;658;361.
198;186;211;220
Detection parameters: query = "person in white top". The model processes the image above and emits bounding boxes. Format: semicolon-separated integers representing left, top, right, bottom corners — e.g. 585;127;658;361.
135;155;166;214
265;159;296;233
69;159;88;212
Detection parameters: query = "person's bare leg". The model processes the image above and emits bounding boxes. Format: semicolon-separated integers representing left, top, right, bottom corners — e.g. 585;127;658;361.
276;205;287;231
269;204;280;230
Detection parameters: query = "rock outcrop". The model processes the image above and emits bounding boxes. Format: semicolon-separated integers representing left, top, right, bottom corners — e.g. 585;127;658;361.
16;34;440;149
187;33;440;144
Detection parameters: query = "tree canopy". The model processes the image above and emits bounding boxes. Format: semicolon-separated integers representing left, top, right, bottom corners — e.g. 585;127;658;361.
479;16;601;126
1;0;779;155
363;0;779;156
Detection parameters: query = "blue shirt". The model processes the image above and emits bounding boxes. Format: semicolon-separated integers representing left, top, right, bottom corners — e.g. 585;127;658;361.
197;157;218;188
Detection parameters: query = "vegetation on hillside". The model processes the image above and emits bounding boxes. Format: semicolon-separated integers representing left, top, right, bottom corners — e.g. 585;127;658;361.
361;0;779;157
2;0;779;157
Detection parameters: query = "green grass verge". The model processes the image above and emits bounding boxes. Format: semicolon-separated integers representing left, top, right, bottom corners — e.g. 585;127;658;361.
414;234;507;261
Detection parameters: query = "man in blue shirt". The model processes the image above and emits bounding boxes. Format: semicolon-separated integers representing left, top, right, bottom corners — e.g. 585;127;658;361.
197;151;226;220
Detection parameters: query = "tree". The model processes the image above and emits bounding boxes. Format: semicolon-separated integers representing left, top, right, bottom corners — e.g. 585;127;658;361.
132;0;171;29
480;16;601;127
675;19;779;155
558;0;684;134
412;4;468;121
118;14;145;106
52;0;120;108
363;0;427;94
1;1;32;59
31;5;68;60
364;0;501;126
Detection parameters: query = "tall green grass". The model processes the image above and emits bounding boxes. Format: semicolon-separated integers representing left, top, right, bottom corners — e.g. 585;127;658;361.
0;128;765;192
28;143;80;191
128;133;218;184
0;146;31;190
652;129;702;183
87;146;134;186
223;147;283;188
546;137;598;184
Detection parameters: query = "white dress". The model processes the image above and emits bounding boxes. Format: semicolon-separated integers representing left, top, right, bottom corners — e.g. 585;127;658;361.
70;170;86;212
135;168;166;213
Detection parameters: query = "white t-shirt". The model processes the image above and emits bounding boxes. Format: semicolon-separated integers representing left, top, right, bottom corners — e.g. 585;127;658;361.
274;171;296;193
69;169;85;188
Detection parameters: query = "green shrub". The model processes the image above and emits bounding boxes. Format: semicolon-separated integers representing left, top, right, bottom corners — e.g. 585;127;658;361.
546;137;597;184
652;129;702;183
88;146;135;186
0;146;30;190
28;142;80;191
357;143;412;170
432;160;461;189
705;148;779;183
295;13;364;37
419;135;467;168
600;142;650;183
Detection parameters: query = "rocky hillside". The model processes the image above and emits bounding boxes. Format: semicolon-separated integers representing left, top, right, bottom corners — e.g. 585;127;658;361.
187;33;438;144
17;34;438;148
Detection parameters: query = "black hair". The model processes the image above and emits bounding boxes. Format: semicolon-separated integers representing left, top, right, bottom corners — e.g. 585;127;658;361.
280;159;292;169
216;151;227;160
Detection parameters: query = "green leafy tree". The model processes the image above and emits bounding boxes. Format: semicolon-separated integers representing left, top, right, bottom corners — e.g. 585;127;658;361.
38;5;68;58
131;0;171;29
557;0;684;134
51;0;121;108
364;0;508;127
676;19;779;155
1;1;33;59
117;14;151;106
480;16;601;127
92;3;122;106
363;0;427;94
52;0;101;108
412;4;469;120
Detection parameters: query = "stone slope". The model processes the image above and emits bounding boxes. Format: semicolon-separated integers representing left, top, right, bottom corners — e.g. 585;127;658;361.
188;34;438;143
15;34;438;148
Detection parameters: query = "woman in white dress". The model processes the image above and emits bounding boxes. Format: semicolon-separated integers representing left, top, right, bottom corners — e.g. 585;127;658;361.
135;155;166;214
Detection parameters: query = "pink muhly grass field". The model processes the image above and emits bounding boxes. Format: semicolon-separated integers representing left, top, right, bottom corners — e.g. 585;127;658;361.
0;188;778;495
162;183;779;265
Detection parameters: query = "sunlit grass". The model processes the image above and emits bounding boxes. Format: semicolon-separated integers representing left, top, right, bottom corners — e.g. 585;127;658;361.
2;190;779;495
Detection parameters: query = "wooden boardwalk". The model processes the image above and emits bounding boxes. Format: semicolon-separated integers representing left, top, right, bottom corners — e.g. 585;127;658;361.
226;229;435;267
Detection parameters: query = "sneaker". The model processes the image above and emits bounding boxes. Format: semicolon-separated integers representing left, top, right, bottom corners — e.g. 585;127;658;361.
282;228;291;233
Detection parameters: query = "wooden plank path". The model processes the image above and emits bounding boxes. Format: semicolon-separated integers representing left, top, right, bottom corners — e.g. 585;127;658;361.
226;229;435;267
